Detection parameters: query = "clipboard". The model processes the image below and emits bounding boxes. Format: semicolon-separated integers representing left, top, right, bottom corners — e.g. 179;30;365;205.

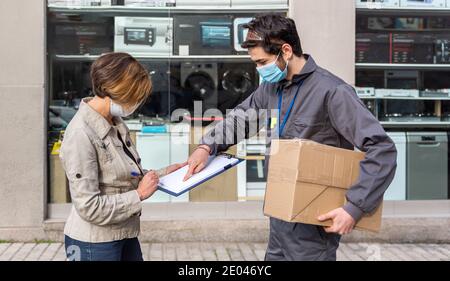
157;154;245;197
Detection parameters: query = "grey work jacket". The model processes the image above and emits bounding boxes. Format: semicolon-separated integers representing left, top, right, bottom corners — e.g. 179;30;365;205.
201;55;398;222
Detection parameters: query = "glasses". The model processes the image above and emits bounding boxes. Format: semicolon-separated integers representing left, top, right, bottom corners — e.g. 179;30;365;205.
245;30;264;42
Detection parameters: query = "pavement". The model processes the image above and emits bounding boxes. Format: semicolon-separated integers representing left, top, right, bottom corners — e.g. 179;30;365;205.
0;242;449;261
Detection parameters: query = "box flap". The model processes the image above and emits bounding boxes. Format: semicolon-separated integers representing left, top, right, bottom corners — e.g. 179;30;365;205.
290;182;328;221
296;140;365;189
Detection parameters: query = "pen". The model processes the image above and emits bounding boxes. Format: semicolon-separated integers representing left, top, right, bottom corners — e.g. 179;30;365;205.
131;171;141;177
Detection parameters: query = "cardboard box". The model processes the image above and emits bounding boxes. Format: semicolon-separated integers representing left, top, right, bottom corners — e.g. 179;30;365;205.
264;139;382;232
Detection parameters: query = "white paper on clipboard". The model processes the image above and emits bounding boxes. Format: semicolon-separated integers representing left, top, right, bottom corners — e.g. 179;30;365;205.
157;155;243;197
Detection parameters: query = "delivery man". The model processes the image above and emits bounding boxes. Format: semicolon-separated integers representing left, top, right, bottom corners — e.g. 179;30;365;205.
183;14;397;261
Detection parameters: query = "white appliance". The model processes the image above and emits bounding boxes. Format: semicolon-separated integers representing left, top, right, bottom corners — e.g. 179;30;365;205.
237;138;267;201
124;0;176;6
384;132;407;200
400;0;446;8
356;0;400;8
354;87;375;97
114;17;173;56
176;0;231;7
233;17;253;52
375;88;420;98
136;124;190;203
48;0;112;6
231;0;288;8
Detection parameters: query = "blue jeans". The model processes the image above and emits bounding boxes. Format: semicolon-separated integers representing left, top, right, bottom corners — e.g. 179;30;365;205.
65;235;143;261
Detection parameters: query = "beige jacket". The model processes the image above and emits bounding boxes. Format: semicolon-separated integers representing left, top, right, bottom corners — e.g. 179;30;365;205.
60;98;144;243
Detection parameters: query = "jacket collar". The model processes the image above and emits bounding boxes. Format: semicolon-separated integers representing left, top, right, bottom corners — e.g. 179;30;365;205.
279;54;317;88
78;97;128;140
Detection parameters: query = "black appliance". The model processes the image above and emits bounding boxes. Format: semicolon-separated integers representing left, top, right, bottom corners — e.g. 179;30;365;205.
434;37;450;64
174;15;233;55
356;33;390;63
392;33;434;64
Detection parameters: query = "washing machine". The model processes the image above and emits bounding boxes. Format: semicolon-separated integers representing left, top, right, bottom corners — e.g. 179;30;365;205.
217;62;258;113
180;62;219;115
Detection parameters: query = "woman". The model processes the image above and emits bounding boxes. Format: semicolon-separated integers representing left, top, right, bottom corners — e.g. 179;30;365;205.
60;52;185;261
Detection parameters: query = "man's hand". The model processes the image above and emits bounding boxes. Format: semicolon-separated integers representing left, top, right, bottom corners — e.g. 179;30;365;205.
165;162;188;175
317;207;356;235
183;145;211;181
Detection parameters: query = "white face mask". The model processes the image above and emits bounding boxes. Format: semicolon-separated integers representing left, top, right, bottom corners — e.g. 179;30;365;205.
110;100;137;118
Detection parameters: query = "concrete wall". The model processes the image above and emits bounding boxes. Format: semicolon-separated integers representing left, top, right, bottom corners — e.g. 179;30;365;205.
0;0;47;234
290;0;356;85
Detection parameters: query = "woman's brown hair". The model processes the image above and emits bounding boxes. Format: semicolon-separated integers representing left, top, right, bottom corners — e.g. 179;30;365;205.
90;52;152;108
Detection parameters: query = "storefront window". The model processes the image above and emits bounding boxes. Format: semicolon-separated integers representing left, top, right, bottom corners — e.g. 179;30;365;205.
46;1;289;204
355;6;450;201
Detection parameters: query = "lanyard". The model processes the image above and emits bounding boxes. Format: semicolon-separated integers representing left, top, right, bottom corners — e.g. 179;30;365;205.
277;80;305;137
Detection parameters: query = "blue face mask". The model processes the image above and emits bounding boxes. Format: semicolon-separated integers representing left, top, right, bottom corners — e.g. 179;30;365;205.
256;53;289;83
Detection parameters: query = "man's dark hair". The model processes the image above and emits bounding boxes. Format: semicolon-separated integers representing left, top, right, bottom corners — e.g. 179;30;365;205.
242;14;303;57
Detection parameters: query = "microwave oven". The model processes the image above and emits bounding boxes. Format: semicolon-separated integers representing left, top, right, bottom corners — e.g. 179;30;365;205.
114;17;173;56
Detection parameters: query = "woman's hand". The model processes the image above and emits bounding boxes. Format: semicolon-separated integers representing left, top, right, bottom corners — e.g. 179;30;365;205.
137;171;159;201
183;145;211;181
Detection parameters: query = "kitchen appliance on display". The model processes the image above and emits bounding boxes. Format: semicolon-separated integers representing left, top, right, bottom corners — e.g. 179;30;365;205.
365;16;396;31
448;131;450;200
392;33;434;64
50;18;113;55
136;124;190;203
174;16;233;55
355;87;375;97
356;33;390;63
400;0;446;8
356;0;400;8
231;0;288;7
394;17;425;30
237;138;267;201
385;70;420;89
48;0;112;6
375;89;420;98
114;17;173;56
407;132;448;200
380;70;438;121
181;62;219;115
420;89;450;97
434;37;450;64
377;89;437;121
124;0;176;6
175;0;230;7
384;132;406;200
233;17;253;53
179;61;258;119
218;63;257;113
134;62;177;118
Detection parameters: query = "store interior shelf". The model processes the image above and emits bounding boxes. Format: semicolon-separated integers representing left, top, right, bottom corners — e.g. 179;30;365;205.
356;7;450;15
360;96;450;100
51;54;252;62
381;121;450;128
47;5;289;15
356;63;450;70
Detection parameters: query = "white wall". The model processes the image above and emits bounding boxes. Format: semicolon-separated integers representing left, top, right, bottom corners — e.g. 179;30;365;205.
290;0;356;85
0;0;46;229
